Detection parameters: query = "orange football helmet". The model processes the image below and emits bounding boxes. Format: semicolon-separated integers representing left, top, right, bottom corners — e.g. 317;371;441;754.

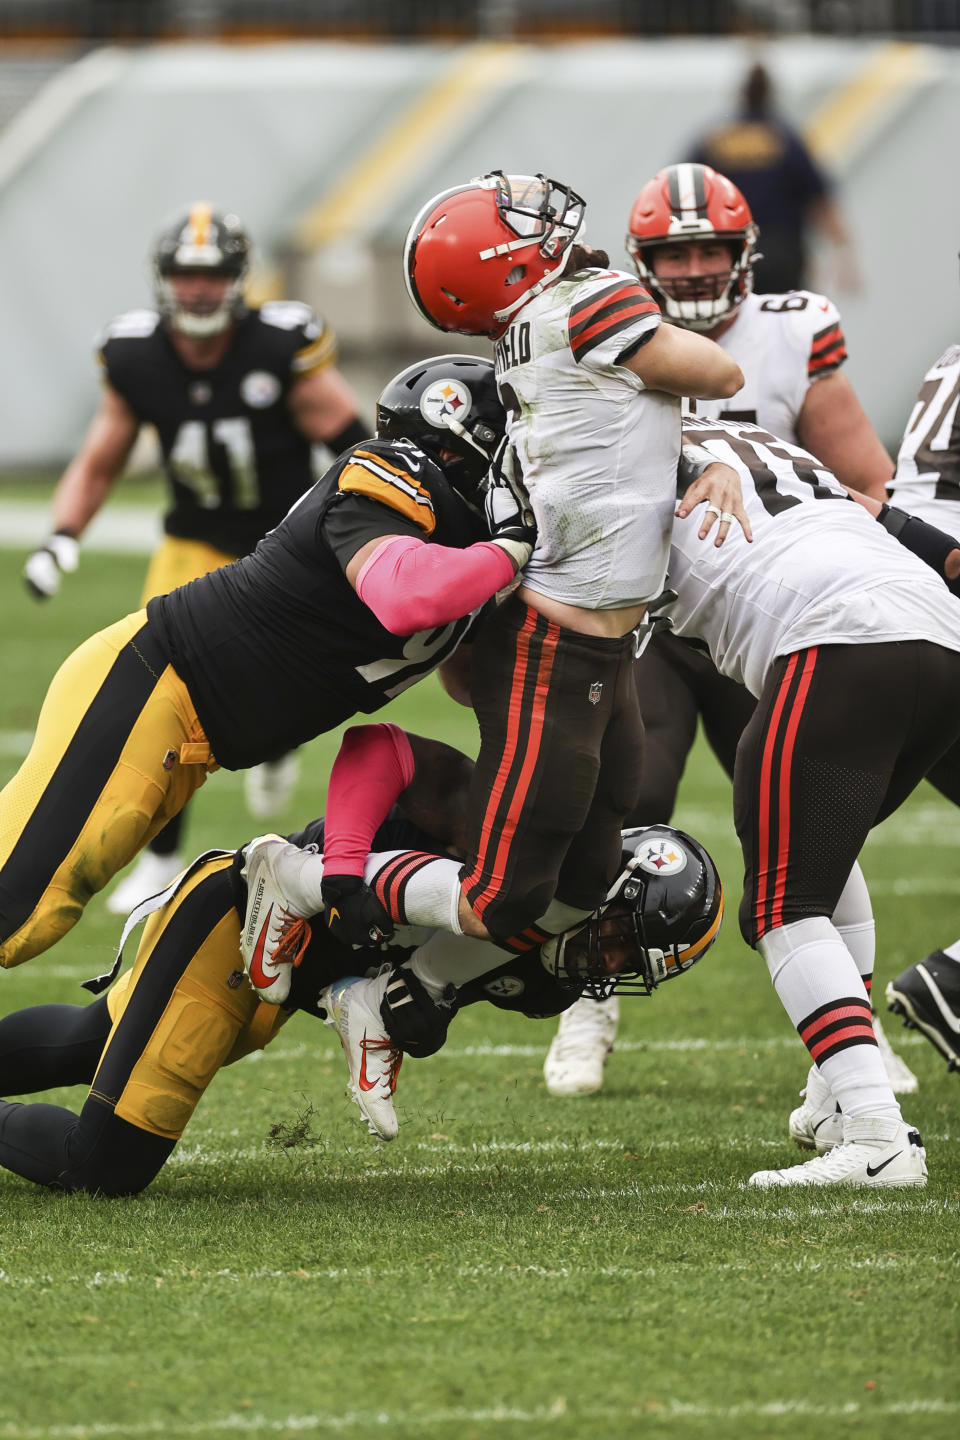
626;163;759;330
403;172;586;338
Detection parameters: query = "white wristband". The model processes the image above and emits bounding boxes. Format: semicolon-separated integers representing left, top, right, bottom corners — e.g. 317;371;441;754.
490;537;532;572
48;533;80;572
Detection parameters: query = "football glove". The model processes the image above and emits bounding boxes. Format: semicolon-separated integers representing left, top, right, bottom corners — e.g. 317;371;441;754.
321;874;394;949
484;442;537;572
380;966;457;1057
23;530;79;600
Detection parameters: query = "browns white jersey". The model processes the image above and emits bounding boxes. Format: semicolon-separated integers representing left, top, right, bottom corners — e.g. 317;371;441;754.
664;417;960;697
688;290;847;443
495;268;678;608
889;344;960;536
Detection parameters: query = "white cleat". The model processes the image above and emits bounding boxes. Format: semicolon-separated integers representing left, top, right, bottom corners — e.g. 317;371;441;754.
240;834;312;1005
788;1064;843;1153
871;1005;919;1093
244;753;301;820
320;972;401;1141
106;850;186;916
750;1117;927;1189
543;993;619;1097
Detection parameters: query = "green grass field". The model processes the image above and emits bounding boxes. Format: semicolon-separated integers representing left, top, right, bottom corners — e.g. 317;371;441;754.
0;544;957;1440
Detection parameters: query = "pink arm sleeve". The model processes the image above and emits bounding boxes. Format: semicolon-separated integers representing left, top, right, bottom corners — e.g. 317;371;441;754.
355;534;514;635
322;723;416;878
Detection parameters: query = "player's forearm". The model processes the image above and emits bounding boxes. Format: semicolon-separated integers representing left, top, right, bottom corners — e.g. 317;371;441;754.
355;535;515;635
49;459;116;538
628;323;743;399
848;493;960;588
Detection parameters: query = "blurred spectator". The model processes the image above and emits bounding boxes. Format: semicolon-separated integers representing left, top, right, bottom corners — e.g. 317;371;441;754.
686;60;860;294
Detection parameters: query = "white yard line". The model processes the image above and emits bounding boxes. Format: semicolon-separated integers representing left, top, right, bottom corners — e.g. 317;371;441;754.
1;1398;957;1436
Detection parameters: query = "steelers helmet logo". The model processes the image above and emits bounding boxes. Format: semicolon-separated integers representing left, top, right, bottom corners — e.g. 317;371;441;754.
419;377;472;429
636;836;687;876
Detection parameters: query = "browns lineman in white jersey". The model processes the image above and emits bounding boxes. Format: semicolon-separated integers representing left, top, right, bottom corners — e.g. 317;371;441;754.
401;172;744;961
883;340;960;1067
662;415;960;1186
543;162;901;1101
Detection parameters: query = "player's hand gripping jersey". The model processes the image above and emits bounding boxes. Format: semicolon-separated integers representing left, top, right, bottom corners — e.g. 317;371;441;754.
99;301;336;556
664;417;960;696
147;437;487;769
687;290;847;441
889;343;960;534
494;269;678;608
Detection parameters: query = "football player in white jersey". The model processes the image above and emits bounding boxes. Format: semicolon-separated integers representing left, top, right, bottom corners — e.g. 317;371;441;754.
395;172;744;966
884;341;960;1072
660;416;960;1185
544;162;906;1100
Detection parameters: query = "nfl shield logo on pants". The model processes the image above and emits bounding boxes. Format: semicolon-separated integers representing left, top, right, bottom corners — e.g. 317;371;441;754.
588;681;603;706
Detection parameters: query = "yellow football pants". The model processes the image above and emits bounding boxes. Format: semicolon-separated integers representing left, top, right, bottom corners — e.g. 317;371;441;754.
100;855;289;1139
0;610;216;968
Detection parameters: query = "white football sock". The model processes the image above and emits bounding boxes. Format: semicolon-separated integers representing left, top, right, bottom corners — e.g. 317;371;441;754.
832;861;875;997
366;852;464;935
758;917;900;1123
405;930;510;1000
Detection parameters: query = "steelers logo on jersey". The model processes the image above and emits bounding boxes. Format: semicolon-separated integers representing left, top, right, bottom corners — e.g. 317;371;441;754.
240;370;282;408
636;837;688;876
419;377;472;430
484;974;526;999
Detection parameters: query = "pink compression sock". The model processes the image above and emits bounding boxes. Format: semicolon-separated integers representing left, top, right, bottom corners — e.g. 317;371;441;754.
322;723;416;878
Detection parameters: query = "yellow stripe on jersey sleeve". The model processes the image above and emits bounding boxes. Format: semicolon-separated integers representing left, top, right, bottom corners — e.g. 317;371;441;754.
338;453;437;536
291;326;338;375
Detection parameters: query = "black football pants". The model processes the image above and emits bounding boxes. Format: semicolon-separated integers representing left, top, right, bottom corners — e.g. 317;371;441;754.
0;997;173;1196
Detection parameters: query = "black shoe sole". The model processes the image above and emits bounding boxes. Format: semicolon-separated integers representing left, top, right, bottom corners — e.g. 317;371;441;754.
887;983;960;1073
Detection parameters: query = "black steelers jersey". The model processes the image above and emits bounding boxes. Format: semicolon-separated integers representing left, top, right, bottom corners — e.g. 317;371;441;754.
99;302;338;556
147;438;488;770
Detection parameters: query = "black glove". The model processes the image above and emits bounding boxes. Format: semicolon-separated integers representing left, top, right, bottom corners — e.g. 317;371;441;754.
321;874;394;949
484;441;536;571
380;966;457;1057
23;530;79;600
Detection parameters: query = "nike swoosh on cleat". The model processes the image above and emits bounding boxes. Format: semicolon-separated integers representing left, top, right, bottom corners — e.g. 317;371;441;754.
865;1150;903;1178
813;1109;841;1134
248;904;275;989
358;1032;378;1091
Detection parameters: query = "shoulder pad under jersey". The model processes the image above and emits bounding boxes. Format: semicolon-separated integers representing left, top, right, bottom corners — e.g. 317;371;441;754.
96;309;162;349
566;271;659;363
754;290;847;380
259;299;318;333
932;343;960;372
337;440;437;536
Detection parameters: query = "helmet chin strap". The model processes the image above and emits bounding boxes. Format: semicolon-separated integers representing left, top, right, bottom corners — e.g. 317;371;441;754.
492;255;568;324
482;210;586;325
478;234;541;261
444;416;490;463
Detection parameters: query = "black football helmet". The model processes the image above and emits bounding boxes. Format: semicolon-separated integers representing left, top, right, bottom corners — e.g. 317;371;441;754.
541;826;723;998
152;203;250;338
376;354;506;505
